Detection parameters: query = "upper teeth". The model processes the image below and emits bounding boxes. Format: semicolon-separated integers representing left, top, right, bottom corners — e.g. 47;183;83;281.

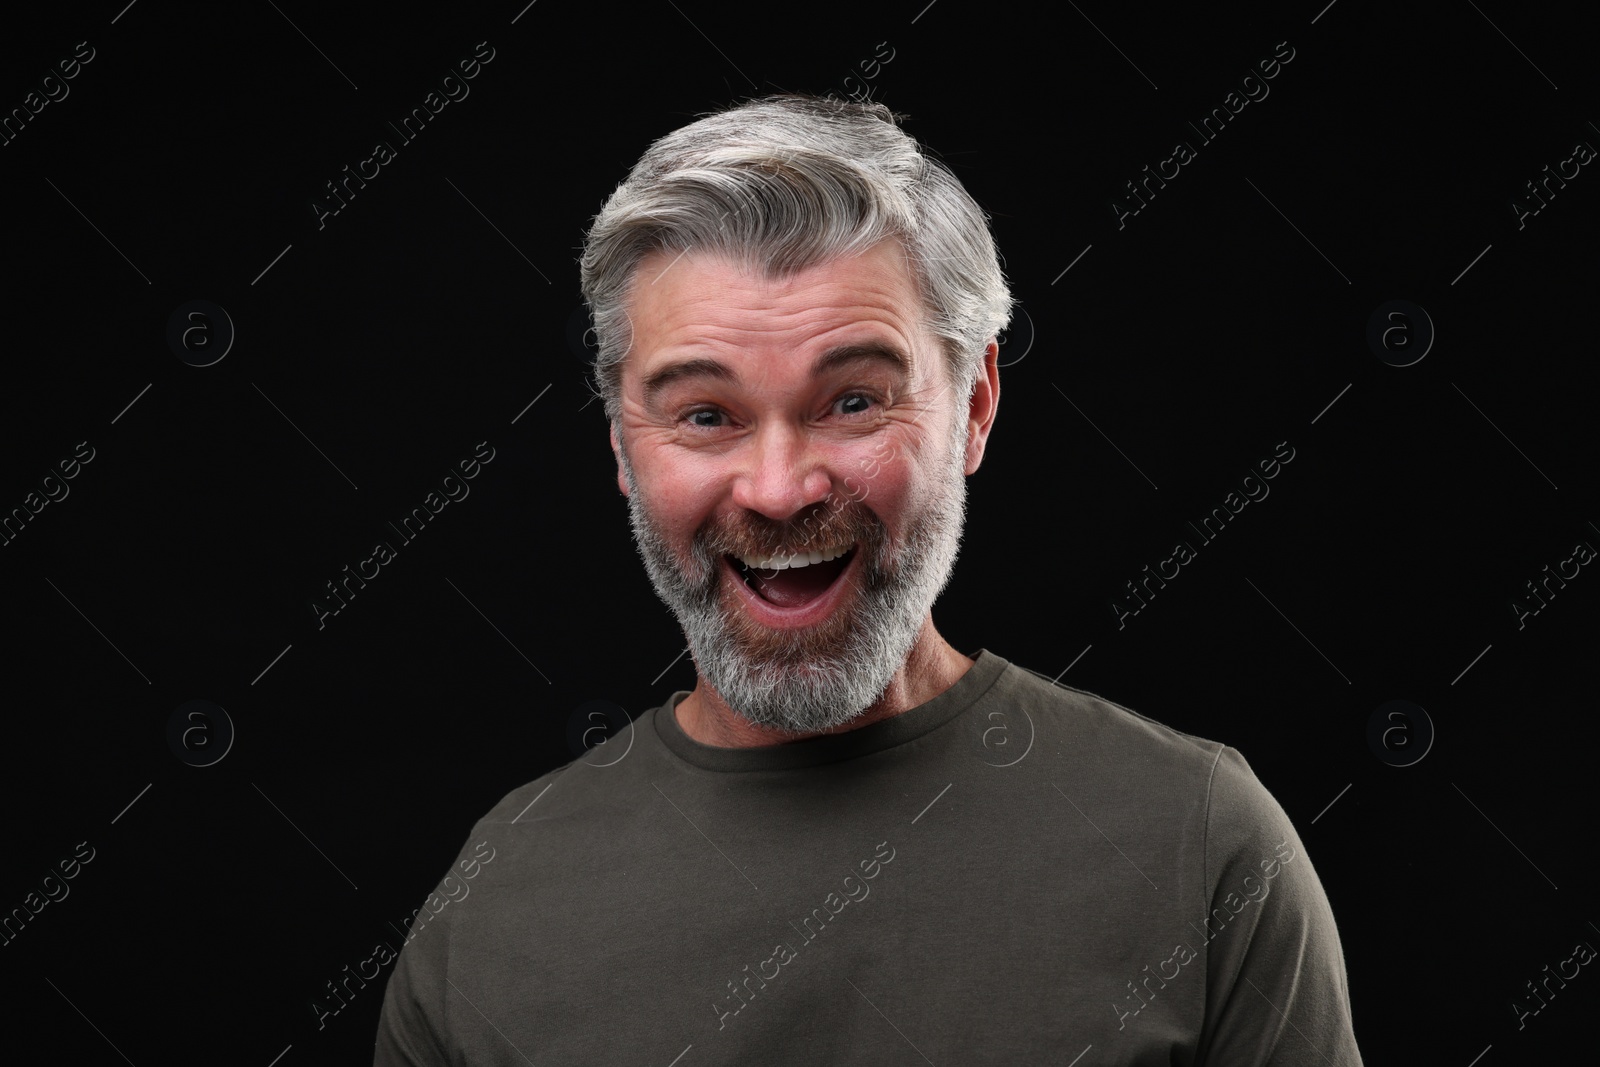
736;544;853;571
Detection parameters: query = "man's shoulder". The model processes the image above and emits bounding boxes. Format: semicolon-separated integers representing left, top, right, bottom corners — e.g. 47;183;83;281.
470;761;579;830
458;715;666;841
993;658;1231;776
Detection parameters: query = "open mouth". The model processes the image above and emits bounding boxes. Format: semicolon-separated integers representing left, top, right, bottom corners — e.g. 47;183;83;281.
725;545;858;610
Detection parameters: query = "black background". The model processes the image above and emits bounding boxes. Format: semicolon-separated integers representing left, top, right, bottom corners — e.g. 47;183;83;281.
1;0;1596;1063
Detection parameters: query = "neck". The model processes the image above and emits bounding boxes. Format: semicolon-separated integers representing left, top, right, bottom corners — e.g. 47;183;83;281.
673;617;974;748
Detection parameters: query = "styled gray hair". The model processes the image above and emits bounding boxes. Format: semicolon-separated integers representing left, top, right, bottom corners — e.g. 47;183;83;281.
578;93;1015;431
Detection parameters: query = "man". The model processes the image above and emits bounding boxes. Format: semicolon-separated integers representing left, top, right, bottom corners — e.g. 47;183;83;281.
374;94;1363;1065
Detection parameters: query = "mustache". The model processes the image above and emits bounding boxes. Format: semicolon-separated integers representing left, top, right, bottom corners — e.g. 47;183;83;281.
703;505;877;560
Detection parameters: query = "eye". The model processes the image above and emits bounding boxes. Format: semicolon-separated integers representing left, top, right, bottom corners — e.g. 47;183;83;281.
684;408;724;429
834;392;879;417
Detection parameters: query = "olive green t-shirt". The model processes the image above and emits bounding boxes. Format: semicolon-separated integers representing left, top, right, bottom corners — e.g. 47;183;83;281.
373;649;1362;1065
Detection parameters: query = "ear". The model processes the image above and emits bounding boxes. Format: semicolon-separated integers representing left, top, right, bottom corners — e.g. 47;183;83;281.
609;421;631;497
963;339;1001;476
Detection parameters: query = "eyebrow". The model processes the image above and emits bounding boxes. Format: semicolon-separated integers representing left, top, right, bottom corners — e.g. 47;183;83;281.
640;342;912;410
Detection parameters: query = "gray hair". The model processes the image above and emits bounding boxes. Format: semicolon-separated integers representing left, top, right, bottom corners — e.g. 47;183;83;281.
578;93;1015;431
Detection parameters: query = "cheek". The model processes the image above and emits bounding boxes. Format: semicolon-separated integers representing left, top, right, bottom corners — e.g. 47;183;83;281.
847;460;922;541
866;468;915;514
848;429;915;486
652;494;712;547
637;456;714;525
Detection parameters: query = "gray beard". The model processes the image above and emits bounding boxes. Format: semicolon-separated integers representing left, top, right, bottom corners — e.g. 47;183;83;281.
620;411;970;738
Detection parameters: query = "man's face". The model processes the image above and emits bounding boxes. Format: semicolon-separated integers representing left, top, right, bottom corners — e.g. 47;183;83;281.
610;239;984;736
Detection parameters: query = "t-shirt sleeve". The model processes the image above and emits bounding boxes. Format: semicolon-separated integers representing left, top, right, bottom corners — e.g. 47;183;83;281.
372;868;456;1066
1193;746;1364;1066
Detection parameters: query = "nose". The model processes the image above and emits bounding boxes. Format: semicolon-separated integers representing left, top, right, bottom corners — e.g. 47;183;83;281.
728;421;835;523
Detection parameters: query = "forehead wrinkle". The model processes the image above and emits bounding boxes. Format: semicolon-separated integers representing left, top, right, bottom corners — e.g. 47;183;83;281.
657;282;912;333
655;307;913;361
